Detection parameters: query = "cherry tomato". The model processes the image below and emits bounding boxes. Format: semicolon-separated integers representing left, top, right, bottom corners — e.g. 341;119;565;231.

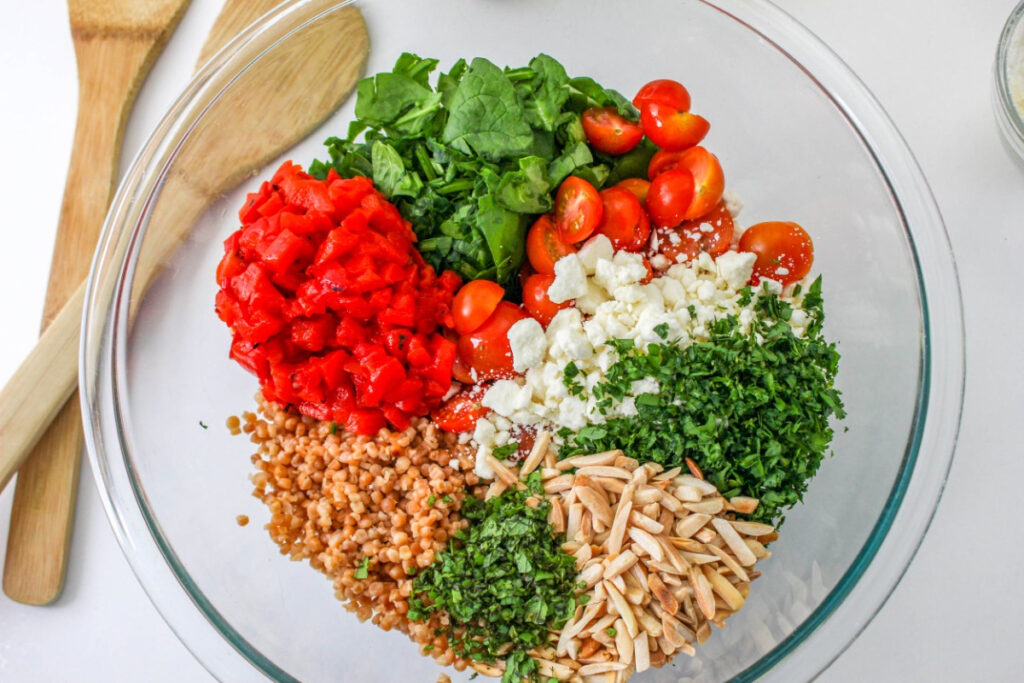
451;354;476;385
432;386;489;433
738;221;814;286
614;178;650;205
582;107;645;155
646;168;695;228
522;273;570;326
452;279;505;335
554;177;603;244
640;256;654;284
633;79;691;111
594;187;650;252
640;102;710;151
674;146;725;220
657;200;735;264
526;214;577;275
457;301;528;380
648;149;690;179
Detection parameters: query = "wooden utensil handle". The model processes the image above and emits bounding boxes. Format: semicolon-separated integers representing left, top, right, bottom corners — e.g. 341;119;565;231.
0;285;82;493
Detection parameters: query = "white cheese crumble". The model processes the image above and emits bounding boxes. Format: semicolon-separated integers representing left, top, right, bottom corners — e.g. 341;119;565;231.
470;246;810;477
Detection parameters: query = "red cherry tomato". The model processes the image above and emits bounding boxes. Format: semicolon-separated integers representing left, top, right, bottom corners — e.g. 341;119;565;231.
648;149;691;179
452;279;505;335
646;168;695;228
640;103;710;151
738;221;814;286
451;353;476;384
674;146;725;220
554;177;603;244
614;178;650;205
657;200;735;264
526;214;577;275
432;386;489;433
522;273;571;326
595;187;651;252
632;79;691;111
457;301;528;380
640;257;654;284
582;107;645;155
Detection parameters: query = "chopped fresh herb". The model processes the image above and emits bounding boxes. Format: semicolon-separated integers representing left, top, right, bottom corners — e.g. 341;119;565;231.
562;361;584;396
492;442;520;459
423;643;434;652
409;472;578;682
354;556;370;580
606;627;618;637
653;322;670;339
442;495;454;504
427;494;437;506
329;421;338;435
560;277;843;524
198;421;208;430
311;53;653;286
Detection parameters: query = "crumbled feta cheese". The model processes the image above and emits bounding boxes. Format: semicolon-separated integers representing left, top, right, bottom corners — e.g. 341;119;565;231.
576;234;614;273
715;250;756;291
722;189;744;217
549;253;588;303
508;317;546;373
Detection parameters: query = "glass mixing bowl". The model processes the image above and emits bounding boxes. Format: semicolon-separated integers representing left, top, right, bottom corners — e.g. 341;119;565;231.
80;0;965;680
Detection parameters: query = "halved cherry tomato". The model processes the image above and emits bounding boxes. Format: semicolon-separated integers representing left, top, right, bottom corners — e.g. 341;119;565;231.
595;187;650;252
657;200;735;264
648;149;690;179
640;103;710;151
633;79;691;111
526;214;577;275
646;168;695;228
673;146;725;220
554;177;603;244
451;353;476;384
582;107;645;155
432;385;489;433
522;273;570;326
457;301;528;380
614;178;650;205
738;221;814;286
452;279;505;335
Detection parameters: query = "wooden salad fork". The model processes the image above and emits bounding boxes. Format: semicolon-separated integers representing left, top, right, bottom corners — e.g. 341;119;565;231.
1;0;369;604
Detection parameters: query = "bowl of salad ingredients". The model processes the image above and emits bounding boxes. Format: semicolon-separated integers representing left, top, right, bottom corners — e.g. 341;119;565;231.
80;0;964;681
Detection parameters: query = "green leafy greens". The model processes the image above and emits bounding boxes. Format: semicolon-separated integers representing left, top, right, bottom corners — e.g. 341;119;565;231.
309;53;655;286
407;472;578;682
559;278;845;524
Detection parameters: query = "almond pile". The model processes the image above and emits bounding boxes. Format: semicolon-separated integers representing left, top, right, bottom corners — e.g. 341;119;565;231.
478;433;776;682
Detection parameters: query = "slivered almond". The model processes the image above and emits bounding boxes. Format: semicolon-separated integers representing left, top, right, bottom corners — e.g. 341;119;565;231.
544;447;556;469
684;457;703;479
579;637;602;659
602;550;638;580
658;537;690;575
640;502;660;519
575;543;594;569
566;503;583;542
645;558;682;576
647;572;678;615
673;513;711;539
657;491;683;513
628;511;664;534
605;496;633;555
696;621;712;645
632;486;662;505
486;454;520;486
557;450;623;470
579;510;595;544
707;544;750;583
688;566;716;620
614;619;633;665
549;498;566;534
730;520;775;537
683;497;724;515
580;563;604;589
624;585;645;606
536;659;573;680
745;538;769;559
633;631;650;673
613;455;640;471
579;662;627;676
606;572;627;594
564;600;604;640
673;485;702;502
712;518;757;566
485;478;508;500
630;466;649;485
703;565;745;610
658;507;674;533
669;536;707;553
634;607;662;637
594;477;626;494
694;527;717;544
583;613;618;638
675;474;717;495
728;496;760;514
519;431;551;476
604;581;638;638
680;551;719;565
545;474;575;494
652;466;682;481
628;527;664;561
577;485;614;527
576;465;632;480
540;467;563;480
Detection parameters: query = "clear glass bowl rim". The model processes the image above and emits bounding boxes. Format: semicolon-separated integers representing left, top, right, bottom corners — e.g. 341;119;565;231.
993;0;1024;162
79;0;966;681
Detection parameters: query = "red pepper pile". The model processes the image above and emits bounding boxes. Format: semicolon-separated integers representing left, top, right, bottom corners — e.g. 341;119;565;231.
215;162;461;434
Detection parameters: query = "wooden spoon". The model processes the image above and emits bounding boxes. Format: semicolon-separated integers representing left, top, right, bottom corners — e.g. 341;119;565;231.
0;0;369;604
0;0;191;606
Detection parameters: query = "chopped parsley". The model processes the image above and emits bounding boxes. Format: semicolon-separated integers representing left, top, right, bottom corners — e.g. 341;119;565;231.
198;420;208;430
492;442;520;459
408;473;579;682
354;556;370;580
329;421;338;435
427;494;437;506
562;361;584;396
560;278;844;524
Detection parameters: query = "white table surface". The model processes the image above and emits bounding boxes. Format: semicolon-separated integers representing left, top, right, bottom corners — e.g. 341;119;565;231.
2;0;1022;680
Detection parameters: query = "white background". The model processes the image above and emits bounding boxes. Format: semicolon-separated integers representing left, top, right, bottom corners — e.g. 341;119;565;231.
1;0;1022;680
